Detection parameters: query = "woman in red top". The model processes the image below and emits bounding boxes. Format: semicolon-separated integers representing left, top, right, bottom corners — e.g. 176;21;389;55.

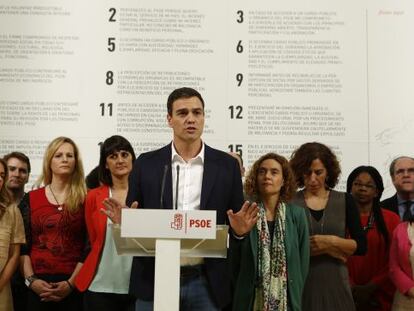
347;166;400;311
20;137;87;311
75;135;136;311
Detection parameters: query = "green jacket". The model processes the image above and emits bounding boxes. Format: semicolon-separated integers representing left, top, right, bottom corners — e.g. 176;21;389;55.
230;203;309;311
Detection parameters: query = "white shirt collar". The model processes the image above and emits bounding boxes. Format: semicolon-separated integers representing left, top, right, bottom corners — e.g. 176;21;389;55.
171;141;205;164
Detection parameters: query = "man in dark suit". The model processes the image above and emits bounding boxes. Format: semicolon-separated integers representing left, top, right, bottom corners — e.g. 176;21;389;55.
380;156;414;220
4;152;31;311
104;87;257;310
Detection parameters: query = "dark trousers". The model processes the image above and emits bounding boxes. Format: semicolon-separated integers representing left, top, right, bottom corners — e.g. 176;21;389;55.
11;271;27;311
84;290;135;311
135;265;220;311
26;274;83;311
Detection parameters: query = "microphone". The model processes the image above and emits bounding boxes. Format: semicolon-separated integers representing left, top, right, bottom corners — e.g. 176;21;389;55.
159;164;168;209
175;165;180;210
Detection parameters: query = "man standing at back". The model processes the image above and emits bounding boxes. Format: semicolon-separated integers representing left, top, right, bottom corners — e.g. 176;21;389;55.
380;156;414;220
3;151;31;311
110;87;257;310
3;151;31;205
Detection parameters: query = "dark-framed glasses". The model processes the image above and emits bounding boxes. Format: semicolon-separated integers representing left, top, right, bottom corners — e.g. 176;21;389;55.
352;182;376;190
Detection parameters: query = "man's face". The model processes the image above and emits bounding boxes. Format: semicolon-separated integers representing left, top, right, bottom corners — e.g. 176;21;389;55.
392;158;414;194
167;96;205;144
7;157;29;191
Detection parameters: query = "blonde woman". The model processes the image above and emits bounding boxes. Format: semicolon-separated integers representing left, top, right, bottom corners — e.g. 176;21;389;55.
0;158;26;311
19;137;87;311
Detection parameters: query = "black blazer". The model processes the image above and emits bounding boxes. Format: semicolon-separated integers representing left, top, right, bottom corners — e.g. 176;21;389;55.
380;193;399;217
126;143;244;308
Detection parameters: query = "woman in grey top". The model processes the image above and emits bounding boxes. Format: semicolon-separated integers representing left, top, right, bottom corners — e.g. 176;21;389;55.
289;142;366;311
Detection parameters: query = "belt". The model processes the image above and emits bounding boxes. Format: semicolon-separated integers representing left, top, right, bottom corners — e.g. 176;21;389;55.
180;264;204;279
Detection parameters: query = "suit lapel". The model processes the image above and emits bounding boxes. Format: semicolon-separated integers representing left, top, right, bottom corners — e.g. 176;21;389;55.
393;194;399;215
160;144;173;210
200;145;218;210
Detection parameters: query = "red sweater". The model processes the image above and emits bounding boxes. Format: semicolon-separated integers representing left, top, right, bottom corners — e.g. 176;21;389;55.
75;185;110;291
28;187;86;275
347;209;400;311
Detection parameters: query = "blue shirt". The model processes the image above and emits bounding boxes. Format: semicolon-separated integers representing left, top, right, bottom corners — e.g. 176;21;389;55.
397;195;414;220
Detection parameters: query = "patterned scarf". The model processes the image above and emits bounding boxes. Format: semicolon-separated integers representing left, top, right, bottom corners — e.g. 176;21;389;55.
254;202;288;311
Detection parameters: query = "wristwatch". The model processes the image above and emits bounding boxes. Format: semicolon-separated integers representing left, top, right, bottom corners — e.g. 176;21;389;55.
25;274;38;288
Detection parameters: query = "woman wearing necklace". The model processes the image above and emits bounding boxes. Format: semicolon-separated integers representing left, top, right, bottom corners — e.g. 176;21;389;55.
231;153;309;311
19;137;87;311
289;142;366;311
75;135;136;311
346;166;399;311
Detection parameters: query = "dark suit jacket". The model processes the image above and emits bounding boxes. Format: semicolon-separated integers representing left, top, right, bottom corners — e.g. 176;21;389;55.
126;143;244;308
380;193;399;217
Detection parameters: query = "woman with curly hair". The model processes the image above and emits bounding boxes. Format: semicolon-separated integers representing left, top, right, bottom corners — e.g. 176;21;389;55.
20;137;87;311
231;153;309;311
289;142;366;311
0;158;25;311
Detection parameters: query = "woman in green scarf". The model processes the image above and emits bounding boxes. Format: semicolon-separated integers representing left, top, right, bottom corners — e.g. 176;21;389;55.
231;153;309;311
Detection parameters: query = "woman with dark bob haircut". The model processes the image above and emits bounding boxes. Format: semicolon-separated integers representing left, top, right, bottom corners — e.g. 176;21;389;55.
231;153;309;311
346;166;399;311
289;142;366;311
75;135;136;311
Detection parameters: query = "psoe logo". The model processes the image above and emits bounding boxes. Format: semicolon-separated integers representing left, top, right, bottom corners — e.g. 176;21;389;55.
171;213;183;230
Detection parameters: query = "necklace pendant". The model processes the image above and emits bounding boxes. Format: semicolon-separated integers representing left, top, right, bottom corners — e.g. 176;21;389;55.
57;206;63;211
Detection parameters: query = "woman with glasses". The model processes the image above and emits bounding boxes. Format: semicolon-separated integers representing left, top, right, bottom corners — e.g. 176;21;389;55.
347;166;400;311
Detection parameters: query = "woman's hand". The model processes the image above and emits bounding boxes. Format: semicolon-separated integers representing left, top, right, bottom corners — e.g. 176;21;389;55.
227;201;259;236
101;197;138;224
310;235;348;262
30;279;53;296
407;287;414;299
39;281;72;302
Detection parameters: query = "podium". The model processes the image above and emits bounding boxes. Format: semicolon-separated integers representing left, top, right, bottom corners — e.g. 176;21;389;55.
112;209;228;311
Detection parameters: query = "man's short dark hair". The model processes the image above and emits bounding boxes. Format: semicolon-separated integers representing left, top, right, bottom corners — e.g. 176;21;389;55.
3;151;31;173
167;87;205;116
